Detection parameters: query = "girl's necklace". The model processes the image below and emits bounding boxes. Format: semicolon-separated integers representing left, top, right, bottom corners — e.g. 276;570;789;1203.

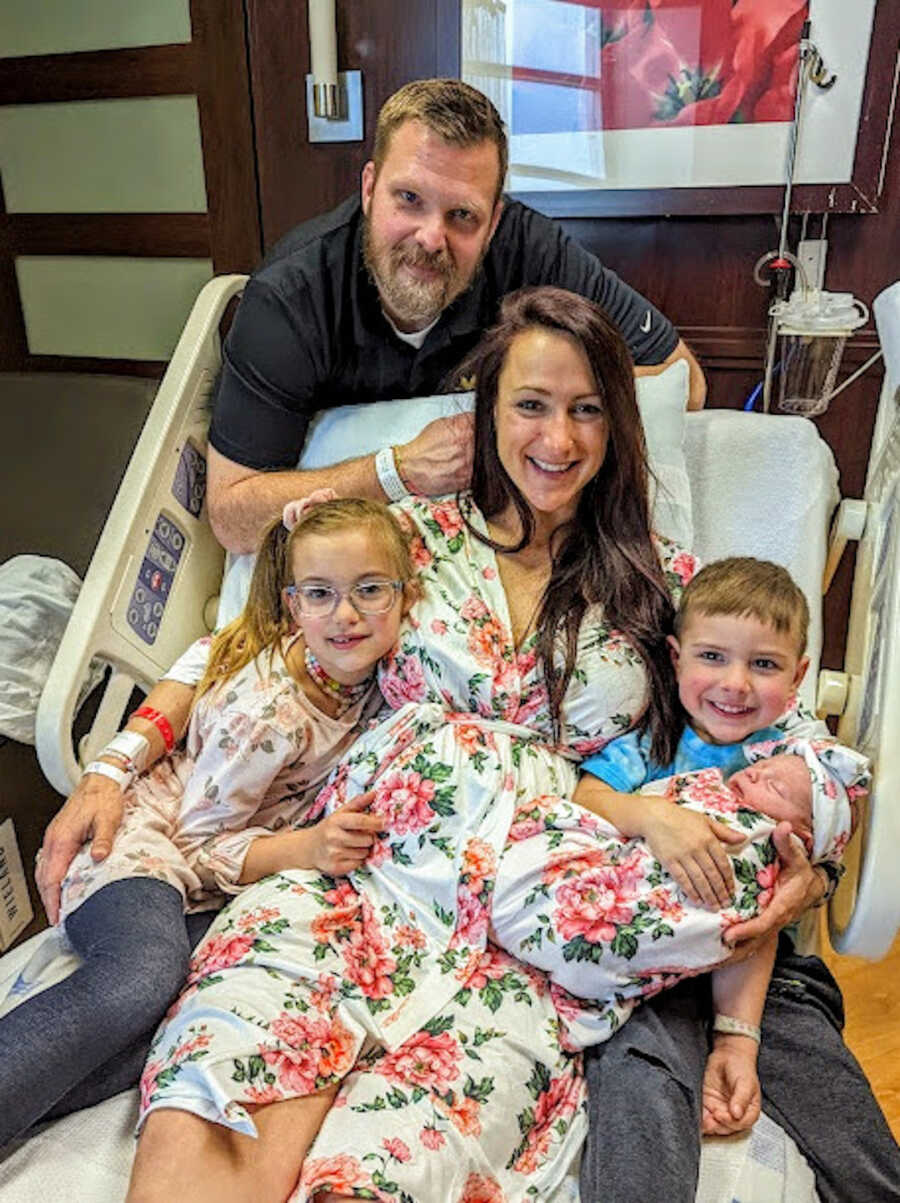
304;646;373;716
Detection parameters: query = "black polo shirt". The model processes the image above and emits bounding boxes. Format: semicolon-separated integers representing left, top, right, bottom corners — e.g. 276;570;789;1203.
209;195;679;470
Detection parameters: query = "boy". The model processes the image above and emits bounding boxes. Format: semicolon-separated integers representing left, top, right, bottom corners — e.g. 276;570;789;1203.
583;557;815;799
578;557;862;1134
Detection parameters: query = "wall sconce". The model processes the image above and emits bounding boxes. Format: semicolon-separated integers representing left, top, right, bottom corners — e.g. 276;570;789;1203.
306;0;363;142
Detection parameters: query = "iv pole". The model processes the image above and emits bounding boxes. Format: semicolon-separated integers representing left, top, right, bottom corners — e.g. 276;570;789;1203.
756;21;837;412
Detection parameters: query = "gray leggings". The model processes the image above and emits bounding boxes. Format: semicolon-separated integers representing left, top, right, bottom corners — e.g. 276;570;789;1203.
0;878;215;1147
580;935;900;1203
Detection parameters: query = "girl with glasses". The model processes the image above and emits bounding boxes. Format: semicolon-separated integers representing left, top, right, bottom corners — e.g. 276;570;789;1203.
0;496;416;1145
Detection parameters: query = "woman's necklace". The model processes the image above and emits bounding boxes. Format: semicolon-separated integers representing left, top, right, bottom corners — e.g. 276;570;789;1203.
303;646;373;716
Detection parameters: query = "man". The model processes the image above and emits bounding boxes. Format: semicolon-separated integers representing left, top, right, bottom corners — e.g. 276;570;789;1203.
207;77;705;554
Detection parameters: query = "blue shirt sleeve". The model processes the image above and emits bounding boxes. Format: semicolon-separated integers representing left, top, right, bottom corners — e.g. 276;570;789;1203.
581;731;650;791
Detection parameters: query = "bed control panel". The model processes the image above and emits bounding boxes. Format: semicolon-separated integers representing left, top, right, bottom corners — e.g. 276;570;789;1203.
126;513;186;645
172;439;207;518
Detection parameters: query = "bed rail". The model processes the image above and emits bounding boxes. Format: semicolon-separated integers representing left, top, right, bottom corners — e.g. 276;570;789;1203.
823;390;900;955
35;274;248;796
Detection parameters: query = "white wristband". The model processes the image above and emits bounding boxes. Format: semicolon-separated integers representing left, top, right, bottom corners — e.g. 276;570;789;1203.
374;445;408;502
101;729;150;773
713;1014;761;1043
83;760;134;791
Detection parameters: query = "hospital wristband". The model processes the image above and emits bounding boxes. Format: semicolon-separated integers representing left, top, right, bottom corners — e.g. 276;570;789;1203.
132;705;176;752
374;445;408;502
100;729;150;774
712;1014;761;1043
83;760;134;791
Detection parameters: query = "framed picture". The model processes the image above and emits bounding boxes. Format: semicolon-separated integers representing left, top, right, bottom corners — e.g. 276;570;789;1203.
460;0;897;216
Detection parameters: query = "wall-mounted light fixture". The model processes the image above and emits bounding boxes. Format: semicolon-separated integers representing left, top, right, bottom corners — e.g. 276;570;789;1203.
306;0;363;142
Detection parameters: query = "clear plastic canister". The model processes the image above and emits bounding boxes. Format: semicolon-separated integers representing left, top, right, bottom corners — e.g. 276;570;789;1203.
778;333;847;416
771;290;869;417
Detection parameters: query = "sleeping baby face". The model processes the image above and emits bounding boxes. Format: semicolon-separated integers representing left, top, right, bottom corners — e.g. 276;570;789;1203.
727;754;812;844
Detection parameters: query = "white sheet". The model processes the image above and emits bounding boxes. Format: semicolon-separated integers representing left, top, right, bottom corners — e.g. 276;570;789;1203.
684;410;838;709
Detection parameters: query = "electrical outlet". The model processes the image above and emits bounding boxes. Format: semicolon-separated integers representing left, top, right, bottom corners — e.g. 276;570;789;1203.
0;818;33;951
798;238;828;291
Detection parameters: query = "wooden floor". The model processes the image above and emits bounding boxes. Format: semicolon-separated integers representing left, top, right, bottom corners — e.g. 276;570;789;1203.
821;924;900;1142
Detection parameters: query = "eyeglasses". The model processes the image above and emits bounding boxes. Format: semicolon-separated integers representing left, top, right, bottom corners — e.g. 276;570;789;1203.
285;579;403;618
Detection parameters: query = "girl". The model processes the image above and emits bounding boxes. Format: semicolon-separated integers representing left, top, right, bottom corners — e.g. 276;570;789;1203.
0;497;414;1146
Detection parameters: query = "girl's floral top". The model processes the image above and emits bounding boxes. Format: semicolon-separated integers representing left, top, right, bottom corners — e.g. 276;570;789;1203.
60;636;380;917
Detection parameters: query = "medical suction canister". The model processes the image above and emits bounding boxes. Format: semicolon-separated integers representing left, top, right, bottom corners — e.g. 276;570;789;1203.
770;289;868;417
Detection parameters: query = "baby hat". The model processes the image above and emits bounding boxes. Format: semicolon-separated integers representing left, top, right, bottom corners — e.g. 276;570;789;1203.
744;738;870;864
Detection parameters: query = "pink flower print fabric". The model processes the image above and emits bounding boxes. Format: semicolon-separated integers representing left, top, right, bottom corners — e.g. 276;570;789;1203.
491;767;791;1047
59;637;376;919
143;888;587;1203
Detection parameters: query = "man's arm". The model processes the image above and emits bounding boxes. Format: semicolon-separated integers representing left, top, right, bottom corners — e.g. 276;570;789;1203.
208;446;381;555
208;412;475;554
634;337;706;411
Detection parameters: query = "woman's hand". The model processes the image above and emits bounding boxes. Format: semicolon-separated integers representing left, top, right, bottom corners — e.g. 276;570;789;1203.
36;774;125;924
701;1036;761;1136
723;822;823;956
303;792;385;876
640;796;745;909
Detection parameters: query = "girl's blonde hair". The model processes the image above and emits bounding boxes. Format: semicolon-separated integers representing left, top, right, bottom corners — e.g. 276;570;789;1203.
194;498;414;705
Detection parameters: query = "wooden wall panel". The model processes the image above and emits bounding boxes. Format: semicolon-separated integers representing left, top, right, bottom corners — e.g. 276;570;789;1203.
0;1;260;374
191;0;261;273
246;0;461;248
0;45;197;104
0;179;27;368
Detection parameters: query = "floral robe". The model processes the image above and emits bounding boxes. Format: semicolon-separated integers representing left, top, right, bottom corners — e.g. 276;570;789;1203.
140;496;695;1203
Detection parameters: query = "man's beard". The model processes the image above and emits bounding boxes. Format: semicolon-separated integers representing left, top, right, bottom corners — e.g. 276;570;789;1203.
363;213;480;331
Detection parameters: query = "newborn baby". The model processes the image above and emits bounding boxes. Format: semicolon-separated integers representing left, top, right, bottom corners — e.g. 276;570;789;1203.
727;753;813;848
491;742;866;1041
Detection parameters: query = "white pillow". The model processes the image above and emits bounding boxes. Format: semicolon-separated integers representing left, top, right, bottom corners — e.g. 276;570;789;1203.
635;358;693;549
216;361;692;625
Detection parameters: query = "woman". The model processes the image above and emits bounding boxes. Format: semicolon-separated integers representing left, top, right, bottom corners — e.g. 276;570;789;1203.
126;286;702;1203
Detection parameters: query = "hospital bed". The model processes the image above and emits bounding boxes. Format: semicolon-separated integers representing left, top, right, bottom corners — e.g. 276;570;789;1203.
1;276;898;1202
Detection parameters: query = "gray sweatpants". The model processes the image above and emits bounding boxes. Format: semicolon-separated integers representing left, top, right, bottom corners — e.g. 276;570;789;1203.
579;934;900;1203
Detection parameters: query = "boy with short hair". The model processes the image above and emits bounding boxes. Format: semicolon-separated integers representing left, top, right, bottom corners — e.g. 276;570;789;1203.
578;556;863;1135
584;556;813;793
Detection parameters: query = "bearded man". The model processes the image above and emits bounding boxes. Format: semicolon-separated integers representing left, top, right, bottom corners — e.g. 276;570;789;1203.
206;78;705;554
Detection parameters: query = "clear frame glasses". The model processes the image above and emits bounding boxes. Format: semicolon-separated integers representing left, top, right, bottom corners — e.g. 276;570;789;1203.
285;579;403;618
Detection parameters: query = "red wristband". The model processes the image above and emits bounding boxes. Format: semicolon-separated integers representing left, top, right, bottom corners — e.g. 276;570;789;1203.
132;705;175;752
